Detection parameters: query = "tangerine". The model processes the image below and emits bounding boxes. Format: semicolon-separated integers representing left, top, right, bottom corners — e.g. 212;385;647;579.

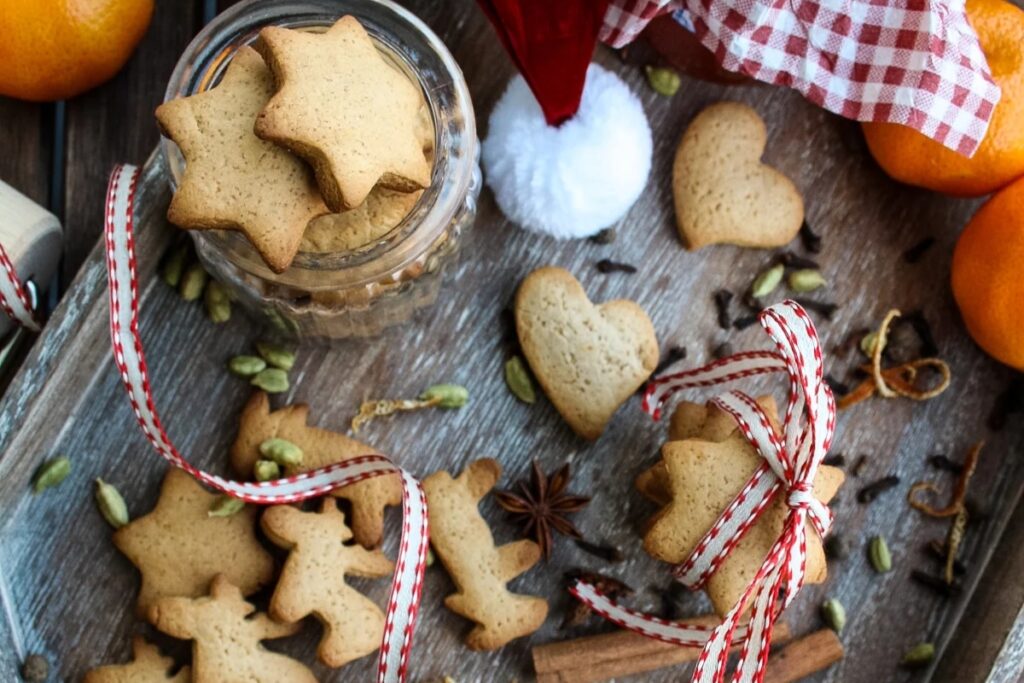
951;174;1024;369
862;0;1024;197
0;0;154;102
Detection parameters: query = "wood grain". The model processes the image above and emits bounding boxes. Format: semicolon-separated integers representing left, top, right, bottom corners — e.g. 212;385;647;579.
0;1;1022;682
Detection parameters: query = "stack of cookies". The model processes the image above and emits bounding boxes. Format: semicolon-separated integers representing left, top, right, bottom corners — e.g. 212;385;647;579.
157;16;433;274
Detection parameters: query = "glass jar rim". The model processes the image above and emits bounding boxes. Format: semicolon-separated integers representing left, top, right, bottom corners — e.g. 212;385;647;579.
160;0;478;290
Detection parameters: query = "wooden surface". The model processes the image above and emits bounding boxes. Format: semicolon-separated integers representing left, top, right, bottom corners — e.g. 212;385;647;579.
1;1;1024;682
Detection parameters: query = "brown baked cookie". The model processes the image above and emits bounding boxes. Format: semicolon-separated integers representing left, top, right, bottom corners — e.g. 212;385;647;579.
231;391;402;548
636;396;781;505
643;430;844;616
423;459;548;650
672;102;803;250
254;16;432;211
83;636;189;683
150;575;315;683
516;266;659;440
301;188;422;253
262;499;393;667
113;467;275;618
155;46;327;273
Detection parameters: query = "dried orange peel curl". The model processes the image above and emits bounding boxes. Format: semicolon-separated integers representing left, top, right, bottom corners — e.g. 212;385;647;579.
838;309;951;410
908;441;984;584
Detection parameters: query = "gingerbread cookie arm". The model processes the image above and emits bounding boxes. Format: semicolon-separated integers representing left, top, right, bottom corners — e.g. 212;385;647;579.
496;539;542;582
460;458;501;500
347;546;395;578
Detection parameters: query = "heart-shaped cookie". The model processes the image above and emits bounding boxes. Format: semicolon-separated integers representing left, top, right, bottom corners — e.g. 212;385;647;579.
672;102;803;250
515;267;659;440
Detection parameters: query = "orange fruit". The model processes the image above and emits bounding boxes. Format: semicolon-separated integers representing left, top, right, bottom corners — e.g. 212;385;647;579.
0;0;154;102
951;174;1024;369
862;0;1024;197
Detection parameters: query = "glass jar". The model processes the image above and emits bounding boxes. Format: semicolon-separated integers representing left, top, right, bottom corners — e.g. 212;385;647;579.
161;0;480;339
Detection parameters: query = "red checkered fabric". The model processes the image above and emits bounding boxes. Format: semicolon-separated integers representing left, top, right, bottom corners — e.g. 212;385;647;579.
601;0;1000;156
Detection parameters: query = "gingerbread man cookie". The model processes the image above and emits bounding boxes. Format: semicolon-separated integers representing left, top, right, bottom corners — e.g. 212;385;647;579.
113;467;274;617
231;391;402;548
423;459;548;650
262;499;394;667
150;575;316;683
84;636;189;683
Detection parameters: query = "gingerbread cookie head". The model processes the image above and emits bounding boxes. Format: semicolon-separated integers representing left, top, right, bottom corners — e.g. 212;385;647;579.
423;459;548;650
254;16;432;211
155;46;328;272
84;637;189;683
113;467;274;617
262;499;393;667
231;391;402;548
672;102;803;250
515;266;659;440
150;575;316;683
643;430;844;616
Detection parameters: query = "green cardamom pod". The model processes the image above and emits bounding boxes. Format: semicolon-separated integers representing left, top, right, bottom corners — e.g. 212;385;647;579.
860;331;881;357
820;598;846;633
787;269;827;293
32;456;71;494
95;478;129;529
251;368;289;394
204;280;231;323
644;65;681;97
750;263;785;299
161;243;189;288
504;356;536;404
256;342;296;371
901;642;935;668
228;355;267;378
868;535;892;573
420;383;469;409
179;262;208;302
209;495;246;518
259;438;304;467
253;459;281;482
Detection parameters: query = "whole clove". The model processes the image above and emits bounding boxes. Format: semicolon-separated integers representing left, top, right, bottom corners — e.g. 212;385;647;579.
902;237;936;264
799;220;823;253
857;475;900;504
902;310;940;357
651;581;690;620
824;534;848;560
596;259;637;274
574;538;624;563
851;455;869;477
823;454;846;467
653;346;687;376
910;569;962;597
713;290;734;330
589;228;617;245
928;454;964;474
778;250;821;270
733;315;759;331
925;540;967;576
712;341;734;359
825;374;850;397
792;297;838;320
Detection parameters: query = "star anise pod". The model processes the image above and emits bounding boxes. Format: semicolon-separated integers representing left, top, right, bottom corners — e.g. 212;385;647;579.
494;460;590;559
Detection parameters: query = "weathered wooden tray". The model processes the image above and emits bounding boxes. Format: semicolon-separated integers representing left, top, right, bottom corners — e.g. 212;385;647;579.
1;24;1023;682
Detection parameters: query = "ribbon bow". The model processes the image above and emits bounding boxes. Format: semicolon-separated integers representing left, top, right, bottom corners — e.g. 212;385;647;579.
571;301;836;683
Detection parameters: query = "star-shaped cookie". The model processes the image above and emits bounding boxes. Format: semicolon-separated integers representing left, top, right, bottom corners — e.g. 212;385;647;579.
254;16;432;211
644;426;844;617
84;636;189;683
155;46;328;273
113;467;275;618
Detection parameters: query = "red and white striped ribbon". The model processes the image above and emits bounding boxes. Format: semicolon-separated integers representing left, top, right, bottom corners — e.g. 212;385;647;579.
0;241;39;332
570;301;836;683
103;164;428;682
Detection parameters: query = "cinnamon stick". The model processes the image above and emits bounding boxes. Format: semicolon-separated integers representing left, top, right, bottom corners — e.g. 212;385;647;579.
533;616;792;683
763;629;844;683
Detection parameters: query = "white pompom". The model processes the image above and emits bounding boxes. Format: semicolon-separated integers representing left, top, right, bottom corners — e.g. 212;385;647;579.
482;64;653;239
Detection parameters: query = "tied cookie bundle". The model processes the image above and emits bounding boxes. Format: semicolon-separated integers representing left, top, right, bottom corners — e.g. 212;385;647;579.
157;16;432;273
571;301;846;683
